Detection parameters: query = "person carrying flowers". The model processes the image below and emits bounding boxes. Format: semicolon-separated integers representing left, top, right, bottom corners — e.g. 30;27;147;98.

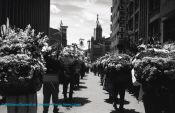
0;25;46;113
42;47;63;113
61;54;75;99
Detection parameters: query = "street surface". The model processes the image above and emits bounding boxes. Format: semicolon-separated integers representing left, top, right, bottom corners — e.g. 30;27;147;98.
0;72;145;113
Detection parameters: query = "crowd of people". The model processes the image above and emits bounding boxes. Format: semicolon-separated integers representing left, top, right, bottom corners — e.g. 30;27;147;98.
0;24;89;113
42;50;89;113
91;43;175;113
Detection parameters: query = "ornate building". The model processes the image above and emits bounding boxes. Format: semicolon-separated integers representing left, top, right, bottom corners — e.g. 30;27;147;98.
90;15;105;61
60;21;68;47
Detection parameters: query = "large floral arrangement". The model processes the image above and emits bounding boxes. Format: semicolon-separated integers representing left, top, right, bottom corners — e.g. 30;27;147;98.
60;45;84;58
94;53;132;83
0;25;47;95
132;43;175;94
59;45;85;64
95;53;131;71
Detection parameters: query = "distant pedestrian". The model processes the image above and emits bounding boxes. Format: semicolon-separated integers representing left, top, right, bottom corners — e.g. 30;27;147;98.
80;61;86;79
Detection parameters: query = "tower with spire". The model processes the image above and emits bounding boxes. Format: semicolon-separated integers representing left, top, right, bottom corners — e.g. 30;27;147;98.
90;14;105;61
59;20;68;47
94;14;102;41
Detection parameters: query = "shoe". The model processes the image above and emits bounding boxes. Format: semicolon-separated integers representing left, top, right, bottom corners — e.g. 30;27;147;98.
43;110;48;113
69;93;73;99
113;103;117;110
64;94;67;99
119;106;124;113
53;107;59;113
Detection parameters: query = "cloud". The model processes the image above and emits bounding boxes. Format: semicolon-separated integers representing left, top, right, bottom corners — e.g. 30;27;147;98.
83;11;96;21
50;4;61;14
50;0;112;49
86;0;97;5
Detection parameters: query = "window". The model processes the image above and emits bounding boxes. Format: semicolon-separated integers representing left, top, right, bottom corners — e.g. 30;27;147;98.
135;0;139;11
135;13;139;29
149;0;160;12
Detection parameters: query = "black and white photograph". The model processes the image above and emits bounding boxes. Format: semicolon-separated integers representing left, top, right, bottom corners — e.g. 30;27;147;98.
0;0;175;113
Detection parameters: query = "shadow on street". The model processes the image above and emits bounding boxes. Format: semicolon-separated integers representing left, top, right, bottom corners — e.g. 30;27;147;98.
74;85;88;91
110;109;140;113
79;81;85;84
104;98;113;104
58;97;91;107
104;98;130;105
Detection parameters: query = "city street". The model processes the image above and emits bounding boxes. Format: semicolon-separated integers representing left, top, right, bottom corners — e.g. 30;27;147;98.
1;0;175;113
0;72;145;113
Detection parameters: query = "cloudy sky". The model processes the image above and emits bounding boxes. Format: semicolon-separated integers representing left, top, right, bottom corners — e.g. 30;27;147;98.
50;0;112;49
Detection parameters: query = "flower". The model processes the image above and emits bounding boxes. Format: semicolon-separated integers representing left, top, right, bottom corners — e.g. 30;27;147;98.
0;25;47;92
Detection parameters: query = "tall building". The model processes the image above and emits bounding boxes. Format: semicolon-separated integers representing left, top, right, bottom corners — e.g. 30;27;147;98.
110;0;128;53
111;0;175;54
126;0;175;44
49;21;68;47
149;0;175;43
49;28;61;46
104;37;111;53
94;15;102;40
0;0;50;35
126;0;148;45
60;21;68;47
90;15;105;61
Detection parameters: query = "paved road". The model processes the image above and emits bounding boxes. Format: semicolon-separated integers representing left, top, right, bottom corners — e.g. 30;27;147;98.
0;72;145;113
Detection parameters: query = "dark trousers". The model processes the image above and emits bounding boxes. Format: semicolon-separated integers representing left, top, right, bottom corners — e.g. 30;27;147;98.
63;80;74;99
80;72;85;79
113;84;126;109
75;73;80;87
43;83;59;113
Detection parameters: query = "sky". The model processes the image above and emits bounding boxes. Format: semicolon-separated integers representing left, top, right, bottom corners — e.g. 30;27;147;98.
50;0;112;49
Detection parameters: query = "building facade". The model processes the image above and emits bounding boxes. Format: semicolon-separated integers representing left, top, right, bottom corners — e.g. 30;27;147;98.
60;25;68;47
126;0;148;49
110;0;128;53
49;21;68;47
149;0;175;43
0;0;50;35
104;37;111;53
111;0;175;53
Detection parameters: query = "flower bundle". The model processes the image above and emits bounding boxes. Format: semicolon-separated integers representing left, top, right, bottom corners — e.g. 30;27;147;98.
59;45;85;65
133;44;175;93
0;25;47;94
0;25;49;58
0;54;45;83
60;45;84;58
94;53;132;75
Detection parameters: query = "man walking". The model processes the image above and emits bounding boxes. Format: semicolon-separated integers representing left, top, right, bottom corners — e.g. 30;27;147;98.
43;53;63;113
